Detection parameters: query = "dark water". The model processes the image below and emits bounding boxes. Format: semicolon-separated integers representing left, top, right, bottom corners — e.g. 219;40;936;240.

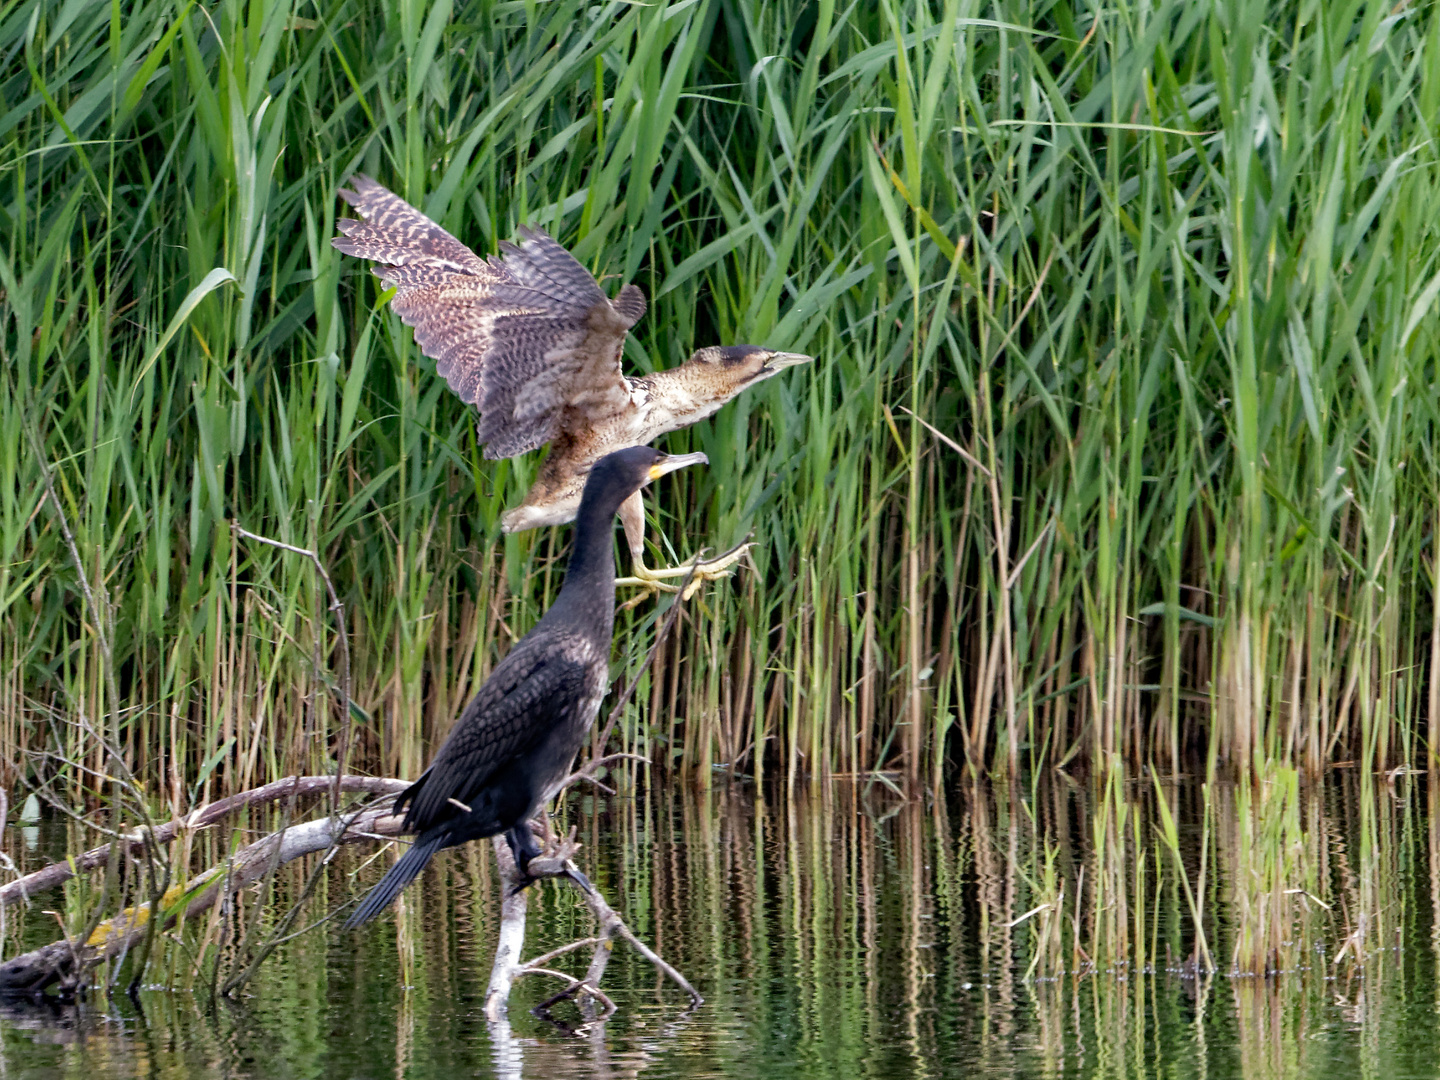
3;778;1439;1078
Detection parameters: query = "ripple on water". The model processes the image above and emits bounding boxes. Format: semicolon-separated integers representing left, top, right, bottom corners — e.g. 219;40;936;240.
2;778;1439;1079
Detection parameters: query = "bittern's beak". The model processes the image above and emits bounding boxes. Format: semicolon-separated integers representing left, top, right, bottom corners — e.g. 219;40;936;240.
763;351;813;371
648;452;708;481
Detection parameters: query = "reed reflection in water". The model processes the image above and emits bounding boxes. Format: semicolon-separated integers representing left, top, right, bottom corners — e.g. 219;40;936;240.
2;775;1439;1079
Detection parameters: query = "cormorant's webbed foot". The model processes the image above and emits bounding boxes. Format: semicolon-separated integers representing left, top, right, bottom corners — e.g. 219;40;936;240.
564;866;596;894
615;539;754;605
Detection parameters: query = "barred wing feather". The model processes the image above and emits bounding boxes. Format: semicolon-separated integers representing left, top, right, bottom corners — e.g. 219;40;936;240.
334;177;644;459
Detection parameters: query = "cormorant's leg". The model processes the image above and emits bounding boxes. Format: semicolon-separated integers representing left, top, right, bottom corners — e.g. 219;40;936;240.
613;490;752;601
505;822;544;893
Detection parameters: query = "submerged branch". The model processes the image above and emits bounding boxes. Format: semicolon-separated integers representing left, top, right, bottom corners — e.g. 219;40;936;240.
2;773;699;1016
482;834;701;1021
0;779;407;998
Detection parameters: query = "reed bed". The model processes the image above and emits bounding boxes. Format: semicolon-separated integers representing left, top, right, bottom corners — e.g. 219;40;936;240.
2;0;1440;804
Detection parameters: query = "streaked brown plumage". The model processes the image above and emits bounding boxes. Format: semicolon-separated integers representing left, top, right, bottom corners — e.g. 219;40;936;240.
332;175;810;589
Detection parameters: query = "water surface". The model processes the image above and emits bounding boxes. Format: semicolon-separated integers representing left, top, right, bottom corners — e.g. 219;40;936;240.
1;778;1436;1078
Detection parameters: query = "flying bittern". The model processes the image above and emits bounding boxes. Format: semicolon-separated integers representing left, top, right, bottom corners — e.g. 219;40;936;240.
332;176;810;595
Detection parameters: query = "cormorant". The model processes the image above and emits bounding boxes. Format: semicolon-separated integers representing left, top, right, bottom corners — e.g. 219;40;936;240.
332;176;810;593
344;446;706;928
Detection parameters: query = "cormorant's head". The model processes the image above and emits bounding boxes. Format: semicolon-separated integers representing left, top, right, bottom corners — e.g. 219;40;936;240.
582;446;708;514
689;345;813;388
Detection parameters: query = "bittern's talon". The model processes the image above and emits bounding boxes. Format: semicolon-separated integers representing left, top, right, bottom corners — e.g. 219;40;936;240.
681;571;729;601
617;540;756;601
614;574;680;592
615;576;678;611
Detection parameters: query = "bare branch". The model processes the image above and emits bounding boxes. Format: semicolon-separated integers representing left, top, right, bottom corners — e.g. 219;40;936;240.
530;971;617;1019
0;796;407;998
521;936;604;969
0;773;698;1018
558;753;651;796
0;776;406;909
482;835;701;1021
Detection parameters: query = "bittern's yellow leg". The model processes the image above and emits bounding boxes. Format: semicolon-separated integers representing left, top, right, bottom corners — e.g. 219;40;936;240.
612;491;752;601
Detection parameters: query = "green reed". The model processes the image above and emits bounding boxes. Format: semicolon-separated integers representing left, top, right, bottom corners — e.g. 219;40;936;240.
3;0;1440;808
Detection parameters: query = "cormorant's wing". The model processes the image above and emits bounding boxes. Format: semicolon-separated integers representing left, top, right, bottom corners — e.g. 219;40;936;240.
396;640;592;834
333;177;643;459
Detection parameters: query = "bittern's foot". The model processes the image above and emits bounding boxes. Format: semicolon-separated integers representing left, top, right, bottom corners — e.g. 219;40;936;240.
615;539;754;605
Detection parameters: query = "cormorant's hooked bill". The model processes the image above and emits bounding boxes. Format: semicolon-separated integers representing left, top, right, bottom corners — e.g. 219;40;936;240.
647;451;707;480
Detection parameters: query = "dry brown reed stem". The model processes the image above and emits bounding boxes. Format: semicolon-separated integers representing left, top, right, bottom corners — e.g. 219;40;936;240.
0;782;409;998
21;415;121;757
231;525;353;810
22;412;164;935
0;776;406;909
1430;503;1440;768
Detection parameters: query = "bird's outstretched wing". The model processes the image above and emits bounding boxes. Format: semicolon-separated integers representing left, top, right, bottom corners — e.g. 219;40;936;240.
333;176;644;458
395;641;591;834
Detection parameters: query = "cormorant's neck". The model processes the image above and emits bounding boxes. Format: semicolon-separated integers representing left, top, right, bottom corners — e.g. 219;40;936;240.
557;490;622;599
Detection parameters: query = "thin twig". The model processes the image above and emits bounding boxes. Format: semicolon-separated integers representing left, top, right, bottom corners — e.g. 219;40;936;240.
21;414;122;767
19;412;163;894
231;525;353;811
558;753;652;796
530;972;617;1019
521;936;605;969
220;797;376;996
898;405;990;475
218;775;305;996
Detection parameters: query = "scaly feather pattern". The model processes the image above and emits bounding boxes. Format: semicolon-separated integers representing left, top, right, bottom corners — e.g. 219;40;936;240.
334;176;637;459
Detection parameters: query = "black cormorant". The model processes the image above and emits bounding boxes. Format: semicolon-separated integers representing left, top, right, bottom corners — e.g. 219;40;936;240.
344;445;707;928
332;176;810;593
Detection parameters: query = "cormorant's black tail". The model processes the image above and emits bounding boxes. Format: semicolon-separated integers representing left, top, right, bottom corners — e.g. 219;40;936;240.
344;831;449;928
